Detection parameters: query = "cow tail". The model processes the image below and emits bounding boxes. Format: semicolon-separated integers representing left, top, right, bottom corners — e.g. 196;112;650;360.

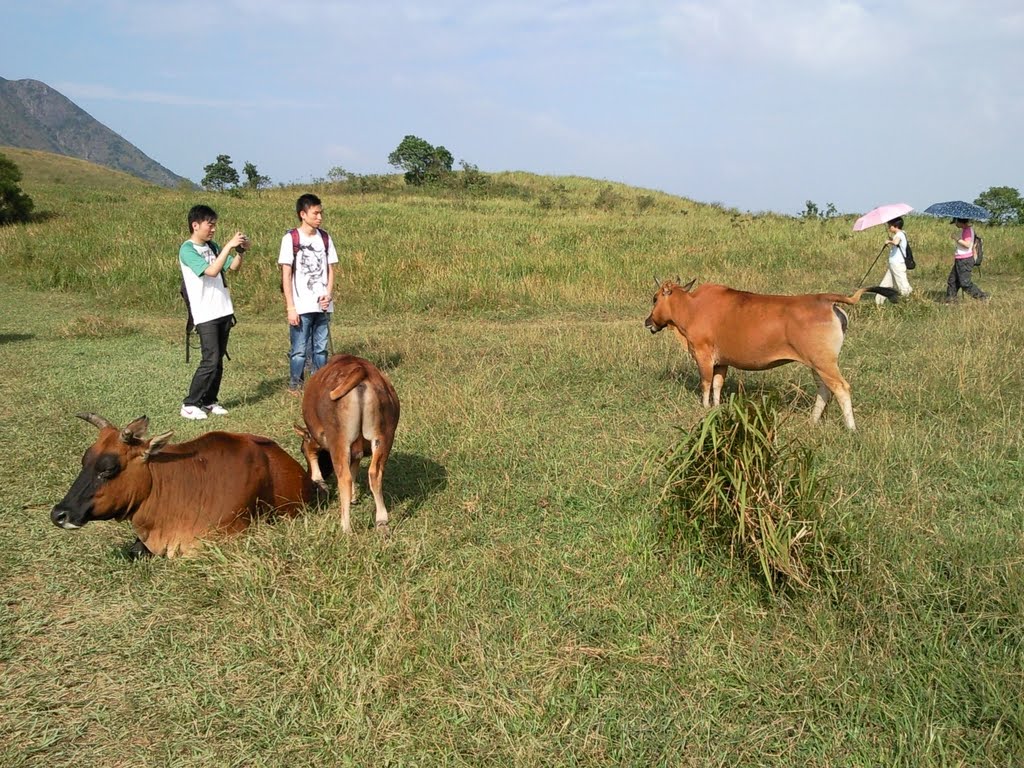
328;369;368;401
832;286;900;305
863;286;900;303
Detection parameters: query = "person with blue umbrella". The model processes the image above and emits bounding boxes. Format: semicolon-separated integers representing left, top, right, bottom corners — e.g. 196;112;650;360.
924;201;991;303
943;216;988;302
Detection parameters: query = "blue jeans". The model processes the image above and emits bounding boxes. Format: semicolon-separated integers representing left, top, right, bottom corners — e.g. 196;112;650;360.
289;312;331;389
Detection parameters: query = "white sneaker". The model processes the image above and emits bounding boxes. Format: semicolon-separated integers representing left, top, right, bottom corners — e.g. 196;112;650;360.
180;404;208;420
203;403;228;416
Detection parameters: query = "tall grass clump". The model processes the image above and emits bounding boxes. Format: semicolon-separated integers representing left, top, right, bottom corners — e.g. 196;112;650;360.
651;392;836;595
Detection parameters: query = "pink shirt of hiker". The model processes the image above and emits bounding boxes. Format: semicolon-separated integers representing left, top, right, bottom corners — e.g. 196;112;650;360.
955;226;974;259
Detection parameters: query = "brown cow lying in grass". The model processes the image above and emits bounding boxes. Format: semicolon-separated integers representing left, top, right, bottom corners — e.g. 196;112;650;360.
296;355;400;533
644;279;898;429
51;414;319;557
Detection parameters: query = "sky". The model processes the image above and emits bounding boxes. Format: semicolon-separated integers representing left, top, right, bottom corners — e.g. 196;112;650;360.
2;0;1023;215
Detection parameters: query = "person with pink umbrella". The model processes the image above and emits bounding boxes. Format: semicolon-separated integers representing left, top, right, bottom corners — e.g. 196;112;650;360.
852;203;914;305
875;216;913;305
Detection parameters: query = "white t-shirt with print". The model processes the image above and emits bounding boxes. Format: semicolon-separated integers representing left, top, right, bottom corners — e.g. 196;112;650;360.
278;228;339;314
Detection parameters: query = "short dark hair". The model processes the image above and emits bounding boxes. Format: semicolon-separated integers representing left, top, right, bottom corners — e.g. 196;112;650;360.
888;216;904;229
296;193;322;217
187;204;218;234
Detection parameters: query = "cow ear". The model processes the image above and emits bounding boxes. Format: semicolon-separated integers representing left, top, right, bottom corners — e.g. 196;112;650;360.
121;416;150;444
682;279;696;292
77;412;114;430
142;431;173;462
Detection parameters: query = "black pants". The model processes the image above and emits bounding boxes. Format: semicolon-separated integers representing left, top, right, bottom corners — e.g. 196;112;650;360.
184;316;232;407
946;258;986;299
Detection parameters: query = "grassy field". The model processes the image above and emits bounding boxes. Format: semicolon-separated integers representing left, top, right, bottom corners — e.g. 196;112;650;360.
1;150;1023;766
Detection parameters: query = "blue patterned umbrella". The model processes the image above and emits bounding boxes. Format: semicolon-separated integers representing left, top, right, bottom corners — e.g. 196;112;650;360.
923;200;991;220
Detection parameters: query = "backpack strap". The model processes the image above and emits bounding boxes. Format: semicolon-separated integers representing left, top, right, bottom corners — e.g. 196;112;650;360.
287;227;331;282
210;240;227;288
289;228;330;255
180;277;194;363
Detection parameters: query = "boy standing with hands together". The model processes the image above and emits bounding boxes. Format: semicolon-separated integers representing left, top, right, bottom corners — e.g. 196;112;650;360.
279;193;338;395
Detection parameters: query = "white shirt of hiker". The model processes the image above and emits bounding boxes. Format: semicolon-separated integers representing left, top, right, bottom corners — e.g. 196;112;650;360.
278;229;339;315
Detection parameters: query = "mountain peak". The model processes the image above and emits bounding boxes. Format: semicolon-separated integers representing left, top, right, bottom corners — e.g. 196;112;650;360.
0;77;191;188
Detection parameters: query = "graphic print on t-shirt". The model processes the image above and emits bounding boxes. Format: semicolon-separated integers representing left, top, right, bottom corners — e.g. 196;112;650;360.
297;242;327;293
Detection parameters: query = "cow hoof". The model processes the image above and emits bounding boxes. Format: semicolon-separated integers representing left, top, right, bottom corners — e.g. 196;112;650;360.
375;522;389;536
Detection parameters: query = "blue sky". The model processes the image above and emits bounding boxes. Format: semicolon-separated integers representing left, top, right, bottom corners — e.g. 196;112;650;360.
2;0;1022;214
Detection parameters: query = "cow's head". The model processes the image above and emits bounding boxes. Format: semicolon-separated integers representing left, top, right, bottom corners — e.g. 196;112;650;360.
50;414;173;530
644;276;695;333
293;424;333;489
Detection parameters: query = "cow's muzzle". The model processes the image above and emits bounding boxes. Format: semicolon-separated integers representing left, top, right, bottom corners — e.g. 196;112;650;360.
644;315;663;334
51;505;85;530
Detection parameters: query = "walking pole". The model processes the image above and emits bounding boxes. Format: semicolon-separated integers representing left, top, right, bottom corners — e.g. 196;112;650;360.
324;301;334;358
856;244;889;289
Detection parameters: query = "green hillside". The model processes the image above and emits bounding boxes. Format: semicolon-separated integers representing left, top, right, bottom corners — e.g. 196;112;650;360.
1;154;1023;766
1;145;157;191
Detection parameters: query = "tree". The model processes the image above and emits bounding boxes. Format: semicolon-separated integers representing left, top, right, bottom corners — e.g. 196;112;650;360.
327;166;351;183
974;186;1024;226
0;152;34;225
242;161;271;192
799;200;838;221
202;154;240;191
388;135;454;185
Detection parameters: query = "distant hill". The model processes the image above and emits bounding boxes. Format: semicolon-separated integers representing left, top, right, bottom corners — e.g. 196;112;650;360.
0;146;158;192
0;77;191;188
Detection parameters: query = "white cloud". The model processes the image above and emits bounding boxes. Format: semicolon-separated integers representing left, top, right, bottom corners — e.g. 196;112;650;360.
55;82;301;110
658;0;883;75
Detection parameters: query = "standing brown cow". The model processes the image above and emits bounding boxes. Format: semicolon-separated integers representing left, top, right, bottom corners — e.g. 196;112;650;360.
51;414;319;557
297;355;400;533
644;279;898;429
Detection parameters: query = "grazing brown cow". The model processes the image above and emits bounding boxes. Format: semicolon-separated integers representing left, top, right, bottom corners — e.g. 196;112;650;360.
297;354;400;533
51;414;318;557
644;279;898;429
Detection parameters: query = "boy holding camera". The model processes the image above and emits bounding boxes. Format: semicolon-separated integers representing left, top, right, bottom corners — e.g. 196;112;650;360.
179;203;248;420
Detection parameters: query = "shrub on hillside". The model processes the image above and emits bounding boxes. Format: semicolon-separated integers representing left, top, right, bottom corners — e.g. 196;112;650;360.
594;185;623;211
651;392;837;595
0;152;35;225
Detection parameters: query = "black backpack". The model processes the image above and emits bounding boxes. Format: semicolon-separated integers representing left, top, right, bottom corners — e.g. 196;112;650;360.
902;239;916;270
973;233;984;266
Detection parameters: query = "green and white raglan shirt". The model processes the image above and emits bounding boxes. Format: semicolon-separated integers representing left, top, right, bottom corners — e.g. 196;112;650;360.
179;240;235;325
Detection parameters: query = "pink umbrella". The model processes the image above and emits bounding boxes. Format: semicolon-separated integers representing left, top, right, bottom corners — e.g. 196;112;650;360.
852;203;913;231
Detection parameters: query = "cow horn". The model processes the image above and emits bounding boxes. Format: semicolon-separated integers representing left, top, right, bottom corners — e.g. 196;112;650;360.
121;416;150;444
674;275;681;285
682;278;696;292
77;412;114;430
653;276;661;288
